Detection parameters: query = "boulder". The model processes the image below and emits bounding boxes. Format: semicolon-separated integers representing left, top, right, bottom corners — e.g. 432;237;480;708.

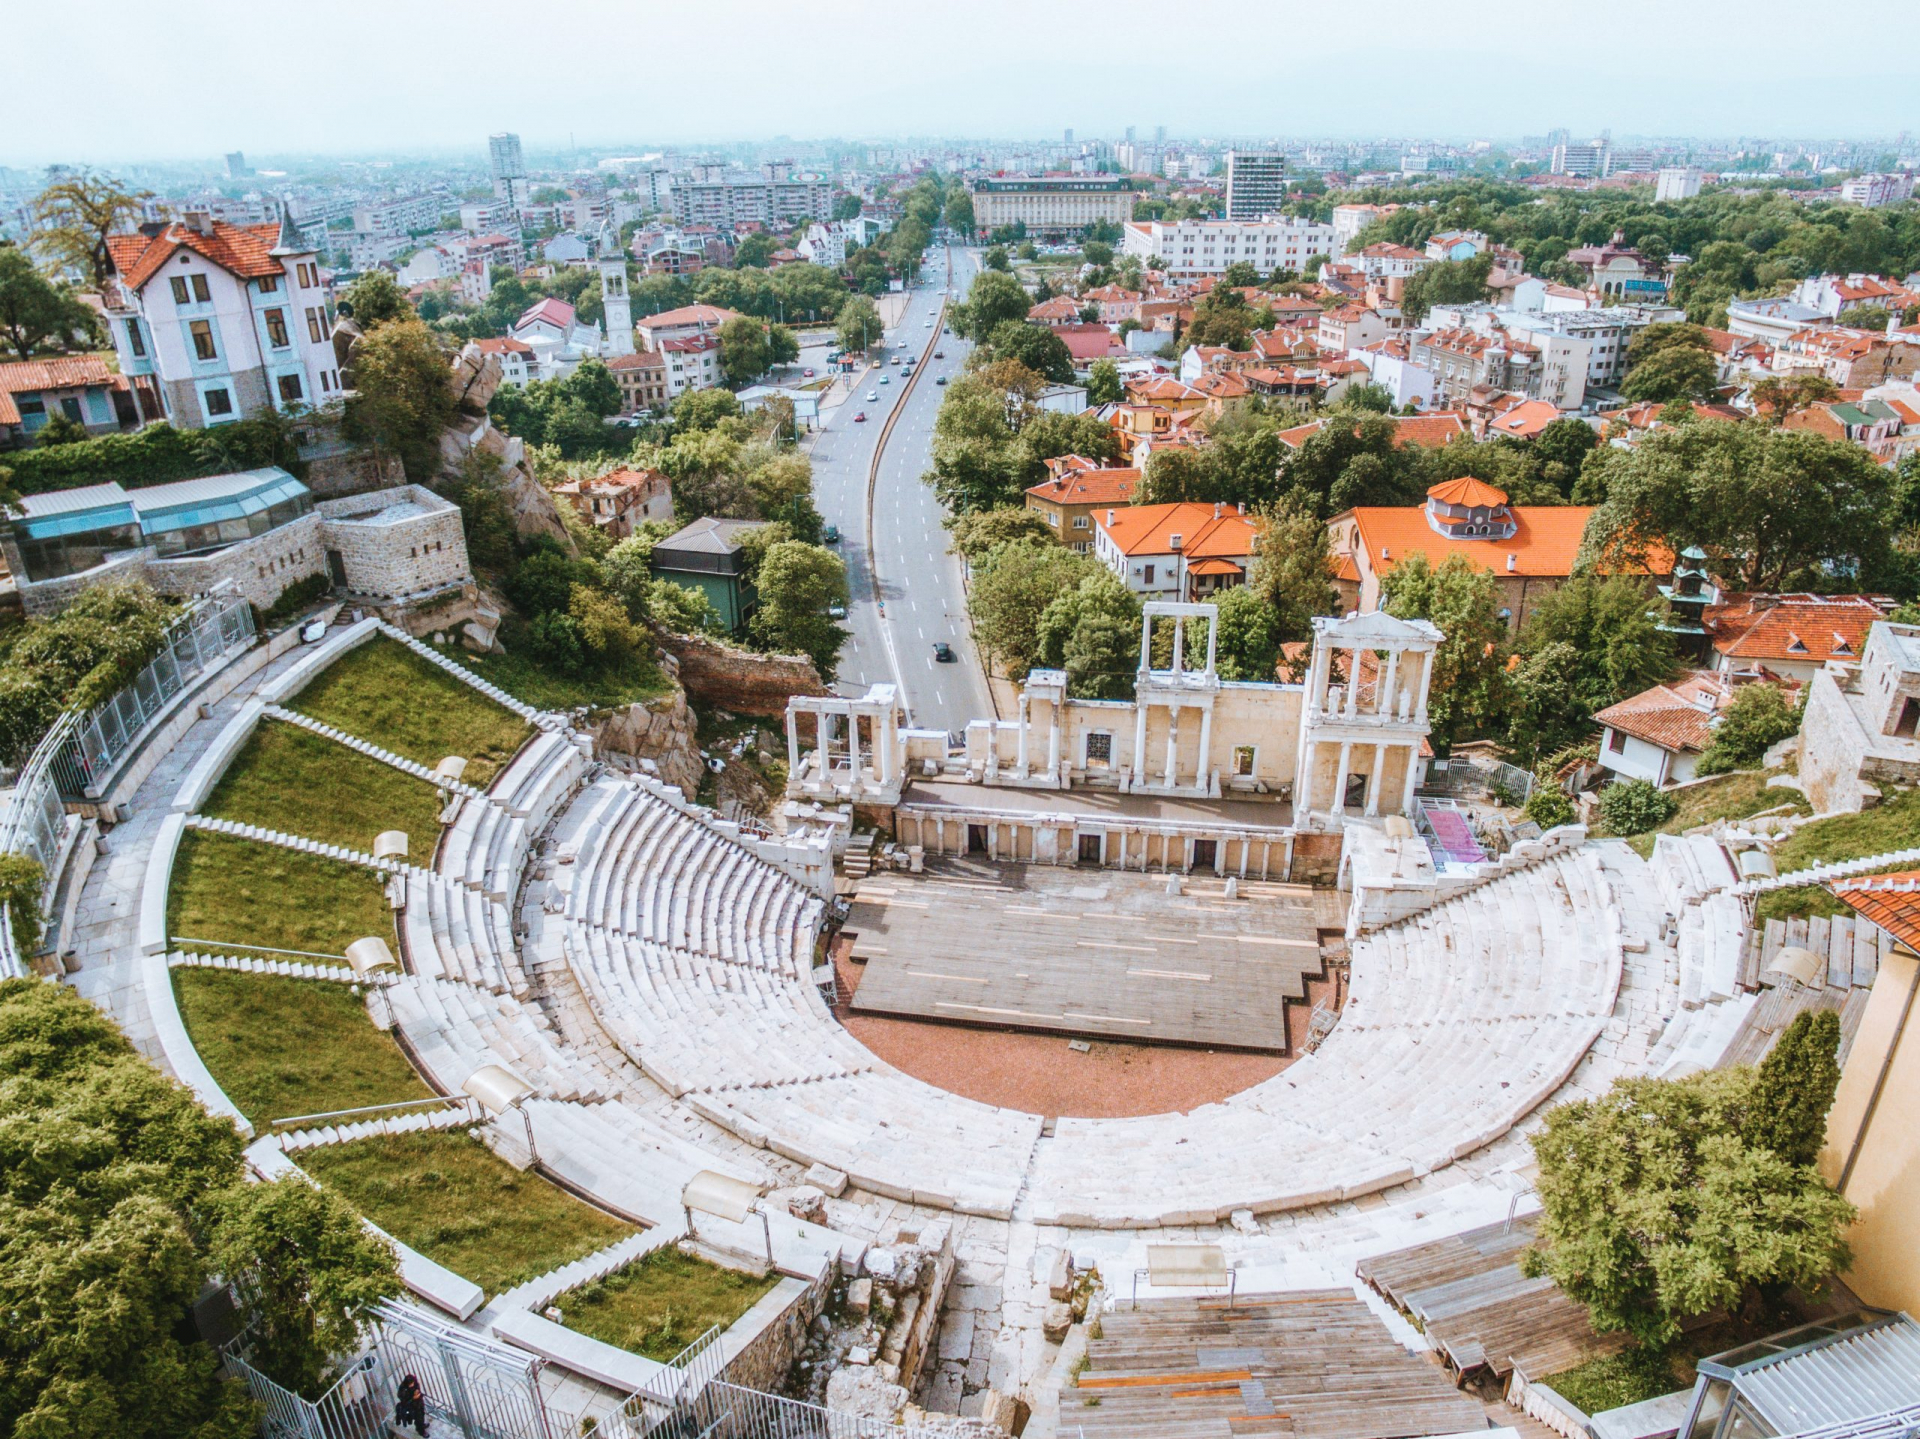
825;1365;909;1422
1042;1300;1072;1343
450;343;503;414
590;690;703;795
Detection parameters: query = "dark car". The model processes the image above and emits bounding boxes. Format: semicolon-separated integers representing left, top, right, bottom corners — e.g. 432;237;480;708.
933;350;945;359
823;524;841;544
932;642;956;662
936;376;947;385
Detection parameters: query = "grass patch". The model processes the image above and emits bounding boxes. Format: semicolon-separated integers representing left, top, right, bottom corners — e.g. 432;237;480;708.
302;1129;634;1294
174;968;430;1124
168;830;394;957
202;720;446;854
429;620;673;714
1623;769;1811;859
289;636;532;786
1753;784;1920;924
559;1245;779;1360
1545;1345;1694;1413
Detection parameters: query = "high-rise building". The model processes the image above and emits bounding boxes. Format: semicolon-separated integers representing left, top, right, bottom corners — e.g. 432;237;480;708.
225;151;250;179
1551;140;1611;178
1655;167;1704;202
1064;128;1074;146
1155;125;1167;145
1224;151;1288;220
1125;126;1136;145
489;132;528;206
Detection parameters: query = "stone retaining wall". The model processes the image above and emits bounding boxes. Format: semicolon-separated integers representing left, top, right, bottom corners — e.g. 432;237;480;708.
721;1269;834;1393
657;630;828;717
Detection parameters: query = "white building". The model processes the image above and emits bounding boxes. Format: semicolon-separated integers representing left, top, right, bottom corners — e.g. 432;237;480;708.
489;132;529;207
1839;173;1915;208
797;222;848;267
351;193;440;236
1331;203;1398;256
1122;217;1338;279
660;334;722;397
1501;303;1686;389
459;200;516;234
1655;167;1704;202
1351;341;1436;411
101;211;343;428
1224;151;1287;220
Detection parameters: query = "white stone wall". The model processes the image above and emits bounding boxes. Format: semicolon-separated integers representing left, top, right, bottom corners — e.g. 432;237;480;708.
18;516;328;616
316;487;472;600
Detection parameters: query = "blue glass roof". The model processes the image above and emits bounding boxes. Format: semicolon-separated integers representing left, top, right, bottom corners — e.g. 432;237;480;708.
12;467;308;541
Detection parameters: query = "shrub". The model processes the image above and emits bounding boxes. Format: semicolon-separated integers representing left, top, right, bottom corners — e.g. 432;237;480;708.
3;415;303;493
260;572;333;629
1695;683;1801;776
0;852;45;955
1597;778;1678;836
0;580;178;763
506;548;602;618
1524;787;1577;830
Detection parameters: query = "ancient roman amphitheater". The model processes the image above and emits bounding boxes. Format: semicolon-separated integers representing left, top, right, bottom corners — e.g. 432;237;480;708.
21;603;1874;1438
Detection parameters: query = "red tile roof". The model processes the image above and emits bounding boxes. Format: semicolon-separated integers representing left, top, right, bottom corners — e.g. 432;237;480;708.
1098;502;1260;560
1427;476;1509;508
1336;502;1662;581
1829;870;1920;951
1026;467;1140;506
1277;412;1466;451
1488;399;1564;440
105;220;288;291
0;355;120;392
635;303;742;330
1593;672;1731;753
1705;594;1891;665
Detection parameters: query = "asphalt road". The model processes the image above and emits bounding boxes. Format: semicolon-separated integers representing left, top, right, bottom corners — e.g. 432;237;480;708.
806;245;994;739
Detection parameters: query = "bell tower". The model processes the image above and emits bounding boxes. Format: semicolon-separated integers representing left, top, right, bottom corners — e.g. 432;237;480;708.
596;221;633;357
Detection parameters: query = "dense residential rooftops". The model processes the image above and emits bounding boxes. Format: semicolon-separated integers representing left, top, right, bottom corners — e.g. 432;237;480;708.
1277;412;1467;450
1706;593;1893;665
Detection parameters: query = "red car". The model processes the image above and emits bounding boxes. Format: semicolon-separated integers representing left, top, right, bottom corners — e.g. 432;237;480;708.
853;411;868;422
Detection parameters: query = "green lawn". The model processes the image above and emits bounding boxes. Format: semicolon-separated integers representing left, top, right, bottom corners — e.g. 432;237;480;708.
1545;1345;1695;1414
174;968;431;1124
559;1245;778;1361
1753;784;1920;924
1624;769;1811;859
429;620;674;714
201;720;446;855
302;1129;635;1294
168;830;395;958
289;636;533;786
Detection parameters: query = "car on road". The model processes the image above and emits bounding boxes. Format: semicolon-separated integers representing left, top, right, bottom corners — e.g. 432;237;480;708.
879;375;890;383
933;350;944;359
853;411;867;422
932;642;956;663
866;390;878;401
803;367;814;377
936;376;947;385
823;524;840;544
829;603;847;619
889;355;901;365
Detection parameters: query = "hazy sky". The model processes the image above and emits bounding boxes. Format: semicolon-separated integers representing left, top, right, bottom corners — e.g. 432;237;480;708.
7;0;1916;167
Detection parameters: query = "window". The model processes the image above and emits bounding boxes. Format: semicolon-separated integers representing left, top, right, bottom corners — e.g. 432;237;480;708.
1072;515;1089;529
1143;564;1155;585
1232;745;1257;777
1086;731;1113;765
306;307;325;344
276;372;304;404
264;308;289;348
168;274;196;304
189;320;217;361
191;273;211;303
1606;727;1626;755
258;274;279;293
204;387;233;417
125;319;145;357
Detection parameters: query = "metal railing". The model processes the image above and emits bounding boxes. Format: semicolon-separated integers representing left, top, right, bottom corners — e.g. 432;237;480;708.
0;592;257;976
582;1324;726;1439
650;1381;961;1439
225;1299;565;1439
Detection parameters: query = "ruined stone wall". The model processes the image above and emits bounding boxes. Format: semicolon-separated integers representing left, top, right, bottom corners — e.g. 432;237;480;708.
657;630;828;717
719;1270;833;1394
301;446;405;498
590;687;704;795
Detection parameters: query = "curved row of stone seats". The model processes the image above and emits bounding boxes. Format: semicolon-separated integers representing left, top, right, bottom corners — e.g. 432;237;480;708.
1023;852;1623;1228
1644;986;1760;1077
399;870;529;998
1676;890;1746;1009
441;732;590;900
555;921;1039;1217
557;777;820;975
1651;832;1738;913
383;973;619;1104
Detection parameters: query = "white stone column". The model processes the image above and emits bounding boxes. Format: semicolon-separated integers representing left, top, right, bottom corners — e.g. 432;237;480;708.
786;708;800;779
848;708;862;787
1295;739;1315;814
1333;740;1353;815
1204;612;1217;673
1196;703;1213;793
1172;617;1185;678
1133;702;1149;785
1416;649;1433;720
1380;647;1400;718
1365;741;1386;816
1400;742;1421;815
1345;646;1363;714
878;706;894;786
1163;705;1180;788
1048;706;1061;781
1016;693;1030;775
812;711;827;788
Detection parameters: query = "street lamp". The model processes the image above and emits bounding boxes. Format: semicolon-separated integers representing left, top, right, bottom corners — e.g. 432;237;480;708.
681;1169;774;1270
462;1064;539;1166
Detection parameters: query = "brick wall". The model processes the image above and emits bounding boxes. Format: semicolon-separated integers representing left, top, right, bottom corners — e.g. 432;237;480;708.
315;486;471;600
657;629;828;717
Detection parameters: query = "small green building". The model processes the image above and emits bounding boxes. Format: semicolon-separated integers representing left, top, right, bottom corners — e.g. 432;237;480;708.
649;516;768;633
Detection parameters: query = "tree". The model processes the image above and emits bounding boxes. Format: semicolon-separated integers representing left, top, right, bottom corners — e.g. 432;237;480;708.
30;171;149;289
1505;641;1592;766
1035;570;1141;698
1533;417;1600;495
343;318;454;482
0;245;102;359
0;580;178;765
835;294;883;355
985;319;1074;384
672;386;742;434
751;540;847;680
337;270;413;328
983;246;1010;272
1509;575;1677;760
1184;285;1255;350
1578;420;1895;592
1751;373;1841;425
1247;499;1339;644
832;194;864;222
717;315;773;385
766;323;800;368
1219;260;1260;288
1086;358;1123;405
958;271;1031;341
947;506;1057;560
603;524;673;619
1399;253;1494;324
944;190;975;238
1211;584;1284;681
969;539;1101;679
1695;682;1801;775
650;578;725;633
1082;240;1115;267
733;232;777;268
1380;553;1508;747
1523;1067;1855;1346
208;1179;401;1398
1745;1010;1842;1168
1622;345;1720;404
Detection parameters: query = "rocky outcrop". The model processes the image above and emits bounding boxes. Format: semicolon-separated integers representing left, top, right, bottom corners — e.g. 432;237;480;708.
656;630;828;717
589;688;703;795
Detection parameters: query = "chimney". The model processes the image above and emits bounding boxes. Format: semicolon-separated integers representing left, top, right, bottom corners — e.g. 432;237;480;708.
184;207;214;236
1507;553;1517;572
1169;533;1183;550
1106;509;1115;526
1213;502;1223;519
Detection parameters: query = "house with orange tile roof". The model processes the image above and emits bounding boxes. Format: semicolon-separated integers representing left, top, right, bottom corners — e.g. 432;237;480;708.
552;466;672;540
1027;296;1082;326
1317;305;1388;356
1593;670;1735;787
1093;501;1261;600
1276;412;1466;452
1327;478;1664;630
101;209;337;429
1024;459;1141;551
1123;375;1208;417
1486;399;1564;440
1702;592;1896;684
0;356;142;448
634;302;744;351
472;337;536;390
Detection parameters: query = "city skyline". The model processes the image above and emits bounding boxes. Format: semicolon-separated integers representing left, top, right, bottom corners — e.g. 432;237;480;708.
6;0;1916;167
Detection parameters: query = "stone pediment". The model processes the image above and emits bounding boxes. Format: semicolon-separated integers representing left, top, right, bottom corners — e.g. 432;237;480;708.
1316;611;1443;647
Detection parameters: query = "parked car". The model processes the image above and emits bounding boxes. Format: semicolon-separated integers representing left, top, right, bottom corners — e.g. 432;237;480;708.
853;411;867;422
803;367;815;377
932;642;956;663
823;524;840;544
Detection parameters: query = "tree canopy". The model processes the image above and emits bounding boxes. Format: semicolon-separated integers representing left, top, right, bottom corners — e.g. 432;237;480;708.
1380;553;1508;748
0;245;102;360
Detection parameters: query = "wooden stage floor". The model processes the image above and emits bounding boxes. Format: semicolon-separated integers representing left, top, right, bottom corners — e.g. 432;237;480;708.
844;859;1325;1052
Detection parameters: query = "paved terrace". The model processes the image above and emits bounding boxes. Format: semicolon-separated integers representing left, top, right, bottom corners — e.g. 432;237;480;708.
846;860;1322;1051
